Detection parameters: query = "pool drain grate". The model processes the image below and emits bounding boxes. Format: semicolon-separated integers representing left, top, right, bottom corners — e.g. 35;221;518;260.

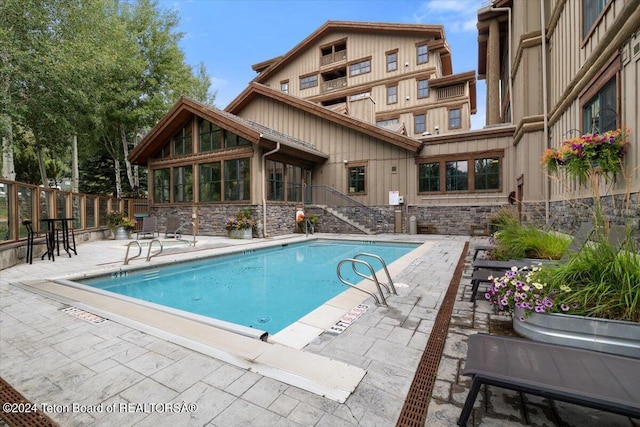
396;242;468;427
60;307;107;324
0;377;58;426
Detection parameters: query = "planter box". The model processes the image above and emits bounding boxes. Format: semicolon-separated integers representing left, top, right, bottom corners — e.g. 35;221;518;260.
228;228;252;239
513;307;640;359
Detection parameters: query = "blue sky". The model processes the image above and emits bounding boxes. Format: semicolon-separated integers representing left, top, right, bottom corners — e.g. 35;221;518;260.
159;0;487;129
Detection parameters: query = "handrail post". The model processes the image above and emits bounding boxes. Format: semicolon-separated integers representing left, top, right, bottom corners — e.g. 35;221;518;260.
124;241;142;265
353;253;397;294
336;258;387;306
146;239;163;261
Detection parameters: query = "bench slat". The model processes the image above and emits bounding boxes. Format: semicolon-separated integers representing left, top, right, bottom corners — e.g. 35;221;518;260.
457;334;640;426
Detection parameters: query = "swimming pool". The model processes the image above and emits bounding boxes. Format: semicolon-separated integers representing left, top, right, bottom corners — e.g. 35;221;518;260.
79;240;418;335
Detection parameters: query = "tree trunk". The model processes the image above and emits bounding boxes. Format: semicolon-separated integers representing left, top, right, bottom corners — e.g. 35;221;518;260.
1;117;15;180
114;157;122;199
71;134;79;192
35;140;49;188
121;126;135;194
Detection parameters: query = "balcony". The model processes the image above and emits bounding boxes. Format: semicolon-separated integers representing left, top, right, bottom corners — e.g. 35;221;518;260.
321;76;347;93
320;49;347;67
436;84;465;100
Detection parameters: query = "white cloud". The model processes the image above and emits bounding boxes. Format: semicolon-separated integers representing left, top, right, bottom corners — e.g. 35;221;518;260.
413;0;484;33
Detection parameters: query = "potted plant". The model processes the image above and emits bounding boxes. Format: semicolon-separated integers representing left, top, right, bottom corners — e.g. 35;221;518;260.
542;127;630;183
485;236;640;358
106;211;136;240
225;209;254;239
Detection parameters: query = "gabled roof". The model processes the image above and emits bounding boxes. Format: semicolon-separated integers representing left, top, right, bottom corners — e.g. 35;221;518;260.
129;97;329;166
226;83;423;153
251;20;451;82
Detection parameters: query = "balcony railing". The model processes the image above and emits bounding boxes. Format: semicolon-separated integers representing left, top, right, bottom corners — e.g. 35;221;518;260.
320;50;347;67
437;84;465;100
321;76;347;93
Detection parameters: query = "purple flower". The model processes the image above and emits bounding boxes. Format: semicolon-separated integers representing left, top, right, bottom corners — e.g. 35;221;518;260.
571;302;579;308
484;293;491;300
518;316;526;322
535;306;546;313
560;304;570;311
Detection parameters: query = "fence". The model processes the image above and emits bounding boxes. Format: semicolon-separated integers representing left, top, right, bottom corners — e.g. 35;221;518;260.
0;179;148;244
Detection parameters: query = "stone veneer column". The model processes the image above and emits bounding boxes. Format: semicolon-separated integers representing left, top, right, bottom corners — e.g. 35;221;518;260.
486;18;501;125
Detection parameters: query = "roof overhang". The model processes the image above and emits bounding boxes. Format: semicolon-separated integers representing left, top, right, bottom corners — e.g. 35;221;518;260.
227;83;423;153
253;20;446;84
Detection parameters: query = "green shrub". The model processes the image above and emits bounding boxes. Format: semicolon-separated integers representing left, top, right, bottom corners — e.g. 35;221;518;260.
490;224;570;260
487;207;519;233
533;238;640;322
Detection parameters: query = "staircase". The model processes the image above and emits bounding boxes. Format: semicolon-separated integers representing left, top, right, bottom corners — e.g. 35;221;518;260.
306;186;388;235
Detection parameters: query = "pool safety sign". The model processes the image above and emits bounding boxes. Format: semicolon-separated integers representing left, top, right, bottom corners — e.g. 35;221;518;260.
327;304;371;334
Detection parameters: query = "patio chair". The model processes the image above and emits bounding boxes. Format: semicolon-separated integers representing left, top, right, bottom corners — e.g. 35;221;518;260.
165;216;182;239
457;333;640;426
469;222;593;301
135;216;159;240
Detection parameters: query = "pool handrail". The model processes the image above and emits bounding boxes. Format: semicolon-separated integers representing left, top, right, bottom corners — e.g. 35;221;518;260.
352;253;397;295
124;241;142;265
146;239;163;261
336;258;387;306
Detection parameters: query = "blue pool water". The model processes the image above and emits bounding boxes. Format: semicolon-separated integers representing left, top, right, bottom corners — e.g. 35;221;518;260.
80;240;418;334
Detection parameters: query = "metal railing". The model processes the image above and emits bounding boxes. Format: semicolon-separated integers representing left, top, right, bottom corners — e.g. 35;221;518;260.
306;185;383;232
336;254;395;306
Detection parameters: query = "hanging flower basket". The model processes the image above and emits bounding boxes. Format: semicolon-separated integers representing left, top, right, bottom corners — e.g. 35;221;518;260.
541;127;630;183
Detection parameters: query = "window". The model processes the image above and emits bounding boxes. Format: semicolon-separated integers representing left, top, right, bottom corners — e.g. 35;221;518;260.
417;79;429;98
386;51;397;72
224;158;250;201
287;165;303;202
474;158;500;190
225;131;250;148
417;44;428;64
199;120;222;152
376;117;399;127
153;169;170;203
199;162;221;202
387;85;397;104
267;160;284;201
414;114;426;134
349;59;371;76
418;162;439;192
583;0;606;37
172;122;192;156
172;166;193;202
583;78;616;133
445;161;468;191
154;142;170;159
300;74;318;89
448;108;461;129
348;166;366;194
280;80;289;93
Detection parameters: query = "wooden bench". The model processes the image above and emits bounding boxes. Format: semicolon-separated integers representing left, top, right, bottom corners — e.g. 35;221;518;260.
469;224;488;236
457;334;640;426
417;222;436;234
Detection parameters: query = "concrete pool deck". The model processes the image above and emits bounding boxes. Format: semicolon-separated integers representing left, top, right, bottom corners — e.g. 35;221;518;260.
1;233;634;426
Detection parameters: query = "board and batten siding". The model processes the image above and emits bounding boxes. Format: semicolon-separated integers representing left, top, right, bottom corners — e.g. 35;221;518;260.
236;95;415;207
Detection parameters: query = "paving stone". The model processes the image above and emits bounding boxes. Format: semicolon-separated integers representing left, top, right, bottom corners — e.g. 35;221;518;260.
74;364;145;405
152;352;222;392
360;359;413;399
268;393;300;417
364;339;422;371
315;411;359;426
424;399;465;426
119;377;178;404
431;379;452;401
125;350;175;376
225;370;262;397
202;364;246;390
286;400;326;426
211;399;282;426
242;376;288;408
435;355;459;383
442;332;468;358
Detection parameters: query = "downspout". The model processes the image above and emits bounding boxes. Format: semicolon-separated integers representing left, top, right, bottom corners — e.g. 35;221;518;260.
540;1;550;223
261;139;280;238
490;6;513;125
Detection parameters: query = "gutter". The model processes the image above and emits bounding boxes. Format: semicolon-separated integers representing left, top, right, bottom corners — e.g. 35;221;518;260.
261;138;280;238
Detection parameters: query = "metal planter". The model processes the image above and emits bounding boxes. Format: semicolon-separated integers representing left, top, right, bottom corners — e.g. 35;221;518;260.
513;307;640;359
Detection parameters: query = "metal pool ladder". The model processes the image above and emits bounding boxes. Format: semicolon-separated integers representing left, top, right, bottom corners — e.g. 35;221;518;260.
124;239;163;265
336;253;397;306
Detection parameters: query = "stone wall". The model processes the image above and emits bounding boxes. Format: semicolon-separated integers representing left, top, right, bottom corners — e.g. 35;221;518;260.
406;204;507;235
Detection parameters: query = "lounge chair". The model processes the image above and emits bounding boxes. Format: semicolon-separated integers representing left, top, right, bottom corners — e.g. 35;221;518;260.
165;216;182;239
135;216;159;240
468;223;628;302
457;333;640;426
471;221;594;272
